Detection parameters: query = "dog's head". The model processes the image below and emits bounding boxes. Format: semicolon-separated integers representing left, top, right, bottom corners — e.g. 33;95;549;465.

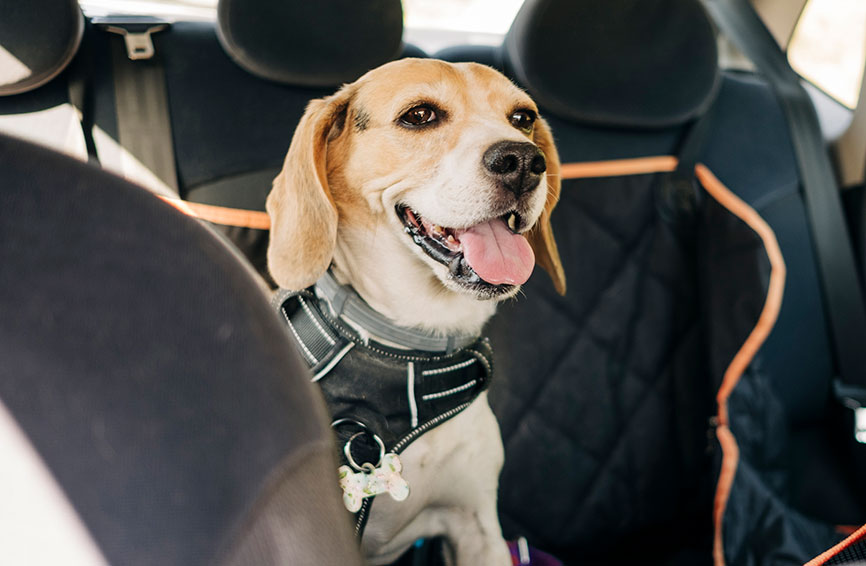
267;58;565;303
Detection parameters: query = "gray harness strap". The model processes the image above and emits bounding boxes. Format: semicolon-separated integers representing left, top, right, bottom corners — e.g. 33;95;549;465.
314;271;478;354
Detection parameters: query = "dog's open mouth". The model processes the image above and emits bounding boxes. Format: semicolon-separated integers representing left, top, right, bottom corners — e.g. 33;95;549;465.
397;205;535;291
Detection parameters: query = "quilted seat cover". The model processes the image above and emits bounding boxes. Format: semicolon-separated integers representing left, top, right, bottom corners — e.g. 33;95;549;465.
486;157;847;564
489;167;717;563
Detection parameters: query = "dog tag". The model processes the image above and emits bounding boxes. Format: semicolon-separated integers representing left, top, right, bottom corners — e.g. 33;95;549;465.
338;453;410;512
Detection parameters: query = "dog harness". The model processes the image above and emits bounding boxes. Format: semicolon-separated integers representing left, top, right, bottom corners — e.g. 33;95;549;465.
273;271;494;537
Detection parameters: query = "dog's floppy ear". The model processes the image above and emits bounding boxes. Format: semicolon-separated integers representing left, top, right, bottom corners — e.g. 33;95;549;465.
267;90;352;290
527;116;566;295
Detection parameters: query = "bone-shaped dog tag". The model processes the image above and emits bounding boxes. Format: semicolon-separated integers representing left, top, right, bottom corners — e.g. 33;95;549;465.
373;454;410;501
338;454;410;512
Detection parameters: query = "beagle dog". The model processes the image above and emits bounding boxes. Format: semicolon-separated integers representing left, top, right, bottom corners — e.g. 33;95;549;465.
267;58;564;565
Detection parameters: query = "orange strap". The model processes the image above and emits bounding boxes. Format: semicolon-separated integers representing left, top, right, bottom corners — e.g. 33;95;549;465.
157;156;681;230
696;164;786;566
160;196;271;230
560;156;678;179
805;524;866;566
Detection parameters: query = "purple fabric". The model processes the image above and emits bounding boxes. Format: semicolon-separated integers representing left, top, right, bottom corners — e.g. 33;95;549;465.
507;540;562;566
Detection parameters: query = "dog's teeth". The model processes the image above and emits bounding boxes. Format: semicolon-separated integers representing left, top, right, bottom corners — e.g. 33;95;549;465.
432;225;445;235
507;213;517;232
446;234;456;243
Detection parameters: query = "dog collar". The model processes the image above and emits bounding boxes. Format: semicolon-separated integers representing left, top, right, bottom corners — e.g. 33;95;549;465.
272;284;493;538
313;270;478;354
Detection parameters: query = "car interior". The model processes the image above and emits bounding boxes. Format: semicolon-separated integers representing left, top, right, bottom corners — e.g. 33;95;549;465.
2;0;866;564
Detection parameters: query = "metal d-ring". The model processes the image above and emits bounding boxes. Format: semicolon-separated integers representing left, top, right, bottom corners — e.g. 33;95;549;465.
330;418;368;431
343;430;386;473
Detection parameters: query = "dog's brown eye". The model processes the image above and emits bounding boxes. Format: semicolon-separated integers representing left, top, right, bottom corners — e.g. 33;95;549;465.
510;110;536;132
400;106;437;127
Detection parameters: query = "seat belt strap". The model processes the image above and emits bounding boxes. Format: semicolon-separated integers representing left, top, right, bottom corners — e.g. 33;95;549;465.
94;17;179;197
657;99;717;229
67;22;99;165
704;0;866;424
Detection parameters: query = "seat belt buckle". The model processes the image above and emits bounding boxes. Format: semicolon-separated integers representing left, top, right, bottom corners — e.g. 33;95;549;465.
833;379;866;444
93;16;170;60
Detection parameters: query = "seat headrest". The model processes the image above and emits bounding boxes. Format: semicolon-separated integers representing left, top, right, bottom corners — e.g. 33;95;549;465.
0;0;83;96
216;0;404;88
504;0;720;128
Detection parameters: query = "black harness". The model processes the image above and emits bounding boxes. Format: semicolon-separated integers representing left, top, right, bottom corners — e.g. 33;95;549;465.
273;273;493;537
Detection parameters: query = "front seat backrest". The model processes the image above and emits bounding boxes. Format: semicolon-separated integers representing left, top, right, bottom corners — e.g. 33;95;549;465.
0;133;361;566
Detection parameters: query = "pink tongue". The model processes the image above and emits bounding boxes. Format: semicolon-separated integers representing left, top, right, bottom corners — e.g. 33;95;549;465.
458;218;535;285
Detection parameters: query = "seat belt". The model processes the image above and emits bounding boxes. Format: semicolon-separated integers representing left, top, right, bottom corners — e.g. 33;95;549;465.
92;16;179;197
67;22;100;165
703;0;866;440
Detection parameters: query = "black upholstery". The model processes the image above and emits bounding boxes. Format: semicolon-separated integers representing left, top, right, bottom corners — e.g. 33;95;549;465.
503;0;719;128
435;0;719;132
0;0;83;95
154;22;335;200
216;0;404;87
0;133;361;566
0;70;70;114
703;72;834;422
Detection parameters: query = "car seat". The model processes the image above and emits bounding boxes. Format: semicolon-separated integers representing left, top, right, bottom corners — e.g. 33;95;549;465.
0;132;362;566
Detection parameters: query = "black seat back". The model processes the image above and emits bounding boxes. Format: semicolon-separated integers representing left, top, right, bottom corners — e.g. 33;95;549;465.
0;133;361;566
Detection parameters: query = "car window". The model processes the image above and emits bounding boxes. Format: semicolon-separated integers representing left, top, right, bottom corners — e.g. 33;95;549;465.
787;0;866;109
403;0;523;34
79;0;216;20
78;0;527;52
403;0;525;51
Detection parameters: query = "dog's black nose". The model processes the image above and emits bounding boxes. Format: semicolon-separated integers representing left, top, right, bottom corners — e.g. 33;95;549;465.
482;140;546;197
